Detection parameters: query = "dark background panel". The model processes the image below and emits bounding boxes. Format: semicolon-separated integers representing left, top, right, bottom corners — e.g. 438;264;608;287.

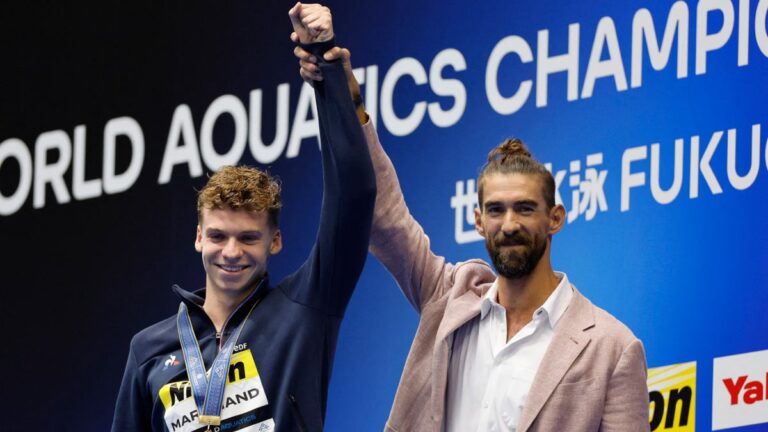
1;1;767;431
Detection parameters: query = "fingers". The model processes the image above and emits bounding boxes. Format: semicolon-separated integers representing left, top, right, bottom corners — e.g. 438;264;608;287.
293;39;344;66
322;46;349;62
302;9;331;33
299;58;323;82
292;38;347;65
293;45;316;62
295;43;323;82
288;3;309;43
288;2;302;29
299;68;323;86
289;3;333;43
299;67;311;85
289;3;341;83
338;48;355;80
299;5;330;26
288;2;300;17
299;59;321;77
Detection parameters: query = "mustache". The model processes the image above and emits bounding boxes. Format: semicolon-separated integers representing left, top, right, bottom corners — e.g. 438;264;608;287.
493;232;531;247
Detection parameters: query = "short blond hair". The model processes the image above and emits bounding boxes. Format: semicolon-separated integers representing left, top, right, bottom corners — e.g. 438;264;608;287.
197;165;282;227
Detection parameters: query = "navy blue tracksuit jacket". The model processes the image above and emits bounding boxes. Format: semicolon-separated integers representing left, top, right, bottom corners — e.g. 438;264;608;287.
111;40;376;432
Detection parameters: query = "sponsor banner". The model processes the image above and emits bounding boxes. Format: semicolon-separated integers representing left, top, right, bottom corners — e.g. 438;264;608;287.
648;361;696;431
712;349;768;430
159;349;275;432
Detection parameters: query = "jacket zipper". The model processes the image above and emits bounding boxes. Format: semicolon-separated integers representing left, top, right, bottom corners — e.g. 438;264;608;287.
288;393;309;432
212;279;267;351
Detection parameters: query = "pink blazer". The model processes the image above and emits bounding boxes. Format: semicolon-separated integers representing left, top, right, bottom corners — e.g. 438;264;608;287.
363;123;650;432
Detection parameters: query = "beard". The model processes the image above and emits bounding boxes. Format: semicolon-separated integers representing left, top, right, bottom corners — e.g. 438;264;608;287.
485;230;547;279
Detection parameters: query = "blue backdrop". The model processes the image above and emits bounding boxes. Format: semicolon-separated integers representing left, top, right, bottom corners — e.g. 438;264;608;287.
1;1;766;430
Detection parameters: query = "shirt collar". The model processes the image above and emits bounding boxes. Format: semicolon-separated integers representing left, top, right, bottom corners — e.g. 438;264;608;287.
480;272;573;328
480;281;499;319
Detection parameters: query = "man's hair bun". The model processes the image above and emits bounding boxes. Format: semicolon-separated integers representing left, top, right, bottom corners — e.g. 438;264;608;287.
487;138;532;163
478;137;555;209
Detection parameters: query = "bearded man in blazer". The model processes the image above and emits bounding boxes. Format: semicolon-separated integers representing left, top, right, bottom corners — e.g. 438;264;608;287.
294;11;650;430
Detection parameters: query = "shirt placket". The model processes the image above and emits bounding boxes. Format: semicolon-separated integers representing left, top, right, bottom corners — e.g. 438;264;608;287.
483;307;548;432
478;305;507;431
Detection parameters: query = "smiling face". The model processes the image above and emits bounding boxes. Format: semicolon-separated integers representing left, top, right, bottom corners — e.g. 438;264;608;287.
475;173;564;279
195;207;282;298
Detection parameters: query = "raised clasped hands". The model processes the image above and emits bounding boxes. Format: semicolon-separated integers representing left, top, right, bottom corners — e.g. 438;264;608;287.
288;2;334;45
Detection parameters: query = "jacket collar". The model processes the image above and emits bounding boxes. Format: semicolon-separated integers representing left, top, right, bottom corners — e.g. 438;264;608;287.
171;276;271;333
431;287;487;423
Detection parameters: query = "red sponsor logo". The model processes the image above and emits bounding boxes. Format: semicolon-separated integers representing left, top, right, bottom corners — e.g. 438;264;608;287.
723;372;768;405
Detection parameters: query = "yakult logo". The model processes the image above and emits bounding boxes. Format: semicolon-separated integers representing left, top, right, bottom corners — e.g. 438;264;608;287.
712;349;768;430
723;374;768;405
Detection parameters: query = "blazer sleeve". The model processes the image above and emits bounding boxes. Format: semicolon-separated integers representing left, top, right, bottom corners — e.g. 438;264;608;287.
362;122;469;312
600;338;651;431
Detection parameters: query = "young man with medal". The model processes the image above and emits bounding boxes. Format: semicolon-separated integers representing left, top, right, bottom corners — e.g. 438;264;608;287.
111;4;375;431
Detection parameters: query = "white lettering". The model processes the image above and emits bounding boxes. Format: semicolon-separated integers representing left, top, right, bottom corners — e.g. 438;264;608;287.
34;130;72;209
757;0;768;56
158;104;203;184
200;95;248;171
103;116;144;194
621;145;647;212
450;179;482;244
690;132;723;198
537;24;580;107
739;0;751;65
286;82;319;158
72;125;102;200
727;125;761;190
380;57;428;137
486;35;534;115
631;3;689;88
428;48;467;128
650;139;684;205
582;17;628;99
696;0;735;75
249;84;290;164
0;138;33;216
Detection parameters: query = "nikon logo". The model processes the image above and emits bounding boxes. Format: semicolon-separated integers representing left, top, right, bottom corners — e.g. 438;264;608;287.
648;361;696;431
159;360;252;409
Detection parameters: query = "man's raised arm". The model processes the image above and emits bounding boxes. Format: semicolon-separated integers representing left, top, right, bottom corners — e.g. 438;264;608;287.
293;37;492;312
286;3;375;316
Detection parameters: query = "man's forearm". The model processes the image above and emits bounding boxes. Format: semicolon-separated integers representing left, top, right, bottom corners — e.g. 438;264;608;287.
299;39;375;314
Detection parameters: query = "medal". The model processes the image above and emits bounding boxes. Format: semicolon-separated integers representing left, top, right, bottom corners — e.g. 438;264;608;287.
176;297;261;427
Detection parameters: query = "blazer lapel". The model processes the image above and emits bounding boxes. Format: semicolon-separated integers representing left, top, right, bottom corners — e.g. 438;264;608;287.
518;288;595;432
431;289;484;423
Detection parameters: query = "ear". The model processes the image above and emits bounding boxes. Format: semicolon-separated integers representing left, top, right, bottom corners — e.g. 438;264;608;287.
269;229;283;255
474;206;485;236
548;204;566;235
194;225;203;252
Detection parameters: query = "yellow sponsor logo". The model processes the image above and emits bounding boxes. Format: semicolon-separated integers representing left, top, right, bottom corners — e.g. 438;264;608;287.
159;349;260;410
648;361;696;431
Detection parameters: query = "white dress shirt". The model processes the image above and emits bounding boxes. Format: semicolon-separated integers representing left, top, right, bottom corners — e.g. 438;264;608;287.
444;272;573;432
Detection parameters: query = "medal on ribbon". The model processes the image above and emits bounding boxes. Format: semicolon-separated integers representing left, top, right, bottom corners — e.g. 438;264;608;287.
176;299;259;426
